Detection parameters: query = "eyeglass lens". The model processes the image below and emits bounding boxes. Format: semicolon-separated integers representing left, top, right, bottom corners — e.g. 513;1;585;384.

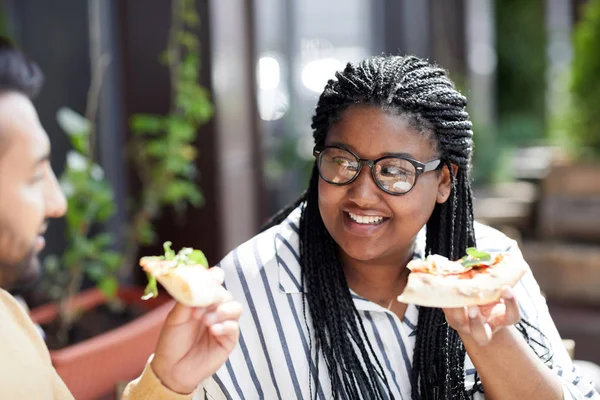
318;147;417;194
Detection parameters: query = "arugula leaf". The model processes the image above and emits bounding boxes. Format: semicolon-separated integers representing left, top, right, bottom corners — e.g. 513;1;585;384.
142;273;158;300
163;241;175;260
170;245;208;268
141;242;209;301
188;249;208;267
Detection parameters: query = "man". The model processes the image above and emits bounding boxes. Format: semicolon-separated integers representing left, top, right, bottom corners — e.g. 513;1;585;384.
0;38;242;399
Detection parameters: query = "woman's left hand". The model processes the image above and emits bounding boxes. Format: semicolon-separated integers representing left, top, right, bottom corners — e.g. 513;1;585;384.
443;287;520;346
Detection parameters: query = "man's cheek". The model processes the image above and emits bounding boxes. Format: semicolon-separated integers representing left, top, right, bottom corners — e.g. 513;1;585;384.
0;226;29;263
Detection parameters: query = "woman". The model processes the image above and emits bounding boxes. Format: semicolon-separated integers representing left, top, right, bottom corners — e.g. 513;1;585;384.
126;55;599;399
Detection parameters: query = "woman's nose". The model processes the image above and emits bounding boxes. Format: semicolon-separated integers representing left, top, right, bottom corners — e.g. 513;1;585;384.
346;165;381;206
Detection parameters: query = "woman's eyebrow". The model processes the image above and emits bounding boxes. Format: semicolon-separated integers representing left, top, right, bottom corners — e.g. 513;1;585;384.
380;151;415;158
325;141;425;159
335;143;415;157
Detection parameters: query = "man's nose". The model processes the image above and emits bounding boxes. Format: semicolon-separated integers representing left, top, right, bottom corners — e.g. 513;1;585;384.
45;168;67;219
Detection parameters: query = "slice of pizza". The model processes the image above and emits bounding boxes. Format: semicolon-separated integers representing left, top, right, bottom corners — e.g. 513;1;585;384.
140;241;228;307
397;247;527;308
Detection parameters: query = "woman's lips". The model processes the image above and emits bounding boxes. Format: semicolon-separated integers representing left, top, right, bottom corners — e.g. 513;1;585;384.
342;211;389;236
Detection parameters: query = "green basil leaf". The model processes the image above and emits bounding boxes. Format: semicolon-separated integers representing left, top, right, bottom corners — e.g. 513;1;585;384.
458;248;493;268
465;247;491;260
460;258;491;268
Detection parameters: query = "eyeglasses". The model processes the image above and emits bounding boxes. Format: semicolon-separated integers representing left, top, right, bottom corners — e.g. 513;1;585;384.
313;145;442;195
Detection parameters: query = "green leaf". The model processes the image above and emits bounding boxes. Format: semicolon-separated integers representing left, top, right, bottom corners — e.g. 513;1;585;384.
98;276;118;298
142;273;158;300
91;232;114;249
130;114;165;135
70;134;90;156
166;117;196;141
86;262;107;281
146;140;168;158
465;248;491;260
460;248;493;268
66;151;89;172
163;156;189;175
163;241;175;260
188;249;208;267
57;107;91;137
162;180;203;206
100;252;122;271
182;8;200;27
177;31;199;49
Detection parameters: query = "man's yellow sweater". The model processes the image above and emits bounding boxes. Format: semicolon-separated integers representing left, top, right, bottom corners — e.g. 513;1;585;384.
0;289;193;400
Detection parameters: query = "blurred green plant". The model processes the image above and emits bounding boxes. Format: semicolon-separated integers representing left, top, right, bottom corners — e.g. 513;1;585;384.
40;0;211;347
42;107;122;347
568;0;600;159
41;5;120;345
122;0;213;279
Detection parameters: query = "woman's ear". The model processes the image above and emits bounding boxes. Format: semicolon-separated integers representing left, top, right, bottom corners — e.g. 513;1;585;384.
436;163;458;204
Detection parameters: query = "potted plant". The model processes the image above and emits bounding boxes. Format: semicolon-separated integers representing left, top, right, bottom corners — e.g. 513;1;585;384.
29;0;213;398
31;104;174;399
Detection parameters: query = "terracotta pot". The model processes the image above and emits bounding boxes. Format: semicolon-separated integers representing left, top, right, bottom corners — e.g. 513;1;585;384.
30;287;174;400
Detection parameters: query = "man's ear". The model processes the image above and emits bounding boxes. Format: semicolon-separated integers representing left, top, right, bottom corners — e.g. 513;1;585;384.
436;163;458;204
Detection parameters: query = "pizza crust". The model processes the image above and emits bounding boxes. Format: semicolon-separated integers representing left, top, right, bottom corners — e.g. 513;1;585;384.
397;252;527;308
141;259;228;307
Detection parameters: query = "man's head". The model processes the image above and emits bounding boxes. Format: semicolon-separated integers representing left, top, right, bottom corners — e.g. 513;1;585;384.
0;38;66;291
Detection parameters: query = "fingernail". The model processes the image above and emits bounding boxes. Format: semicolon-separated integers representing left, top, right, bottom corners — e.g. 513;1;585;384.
484;323;493;337
468;306;479;319
205;313;217;325
211;324;223;335
503;288;514;299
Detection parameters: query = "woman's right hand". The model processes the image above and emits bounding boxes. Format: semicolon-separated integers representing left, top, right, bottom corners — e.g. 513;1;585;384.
150;268;243;395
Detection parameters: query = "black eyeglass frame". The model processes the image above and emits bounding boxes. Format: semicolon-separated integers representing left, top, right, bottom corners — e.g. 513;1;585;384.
313;145;443;195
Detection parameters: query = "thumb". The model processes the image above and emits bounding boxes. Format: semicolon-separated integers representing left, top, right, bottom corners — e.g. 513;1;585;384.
208;266;225;285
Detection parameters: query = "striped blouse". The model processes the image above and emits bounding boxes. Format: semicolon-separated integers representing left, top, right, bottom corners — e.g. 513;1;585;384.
197;206;599;399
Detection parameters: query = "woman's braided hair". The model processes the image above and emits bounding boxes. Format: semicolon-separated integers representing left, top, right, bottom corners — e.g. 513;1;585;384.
264;55;552;399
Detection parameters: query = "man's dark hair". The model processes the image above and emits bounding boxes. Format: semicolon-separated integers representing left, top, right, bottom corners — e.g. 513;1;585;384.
0;36;44;98
264;55;552;399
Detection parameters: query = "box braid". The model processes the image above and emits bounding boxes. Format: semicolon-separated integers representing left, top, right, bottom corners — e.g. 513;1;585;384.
263;55;552;399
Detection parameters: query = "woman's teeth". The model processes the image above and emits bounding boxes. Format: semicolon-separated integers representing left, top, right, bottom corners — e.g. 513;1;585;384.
348;212;384;225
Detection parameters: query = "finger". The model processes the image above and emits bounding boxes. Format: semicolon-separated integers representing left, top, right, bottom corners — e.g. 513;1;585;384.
468;306;493;346
443;307;470;333
194;306;210;319
210;320;240;349
192;291;234;320
203;301;243;326
166;302;202;326
501;287;521;325
208;266;225;284
191;291;233;320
